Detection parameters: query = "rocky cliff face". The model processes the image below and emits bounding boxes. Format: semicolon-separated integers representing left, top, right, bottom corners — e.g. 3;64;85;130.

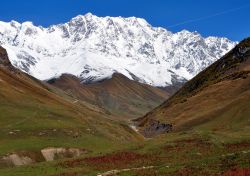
0;46;15;71
0;13;236;87
0;47;10;66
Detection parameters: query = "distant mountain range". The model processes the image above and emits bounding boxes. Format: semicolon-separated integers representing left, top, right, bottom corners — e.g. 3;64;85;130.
0;13;236;88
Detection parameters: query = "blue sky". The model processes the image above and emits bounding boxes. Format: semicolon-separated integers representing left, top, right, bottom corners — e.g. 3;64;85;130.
0;0;249;41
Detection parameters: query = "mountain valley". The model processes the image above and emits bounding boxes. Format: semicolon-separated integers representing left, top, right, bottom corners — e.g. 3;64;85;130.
0;13;249;176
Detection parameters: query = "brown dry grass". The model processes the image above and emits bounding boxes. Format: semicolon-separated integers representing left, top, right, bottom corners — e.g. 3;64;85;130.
49;73;169;119
136;38;250;135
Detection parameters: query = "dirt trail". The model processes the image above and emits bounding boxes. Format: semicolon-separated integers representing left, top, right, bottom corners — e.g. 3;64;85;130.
97;166;156;176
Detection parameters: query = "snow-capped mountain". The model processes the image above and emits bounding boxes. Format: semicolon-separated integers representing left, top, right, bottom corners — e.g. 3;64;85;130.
0;13;236;87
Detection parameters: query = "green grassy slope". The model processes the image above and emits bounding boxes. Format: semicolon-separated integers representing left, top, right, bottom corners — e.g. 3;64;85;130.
1;130;249;176
0;46;141;158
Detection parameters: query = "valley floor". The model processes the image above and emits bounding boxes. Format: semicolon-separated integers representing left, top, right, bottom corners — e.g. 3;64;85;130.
1;129;250;176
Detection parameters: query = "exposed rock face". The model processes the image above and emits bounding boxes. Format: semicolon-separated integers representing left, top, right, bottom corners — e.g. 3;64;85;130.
1;154;34;166
41;147;86;161
0;46;14;70
0;147;87;167
140;119;172;138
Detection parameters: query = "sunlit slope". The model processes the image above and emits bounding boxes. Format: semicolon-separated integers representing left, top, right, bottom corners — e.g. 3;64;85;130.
0;46;140;156
136;38;250;136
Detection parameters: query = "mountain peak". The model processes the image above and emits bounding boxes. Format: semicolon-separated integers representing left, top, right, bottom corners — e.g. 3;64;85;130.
71;13;95;20
84;12;95;18
10;20;21;28
0;14;237;87
21;21;34;27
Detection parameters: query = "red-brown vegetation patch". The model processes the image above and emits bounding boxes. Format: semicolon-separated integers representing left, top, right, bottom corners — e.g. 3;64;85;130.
131;167;211;176
163;139;213;154
170;167;212;176
221;168;250;176
223;142;250;151
83;152;143;164
60;152;157;170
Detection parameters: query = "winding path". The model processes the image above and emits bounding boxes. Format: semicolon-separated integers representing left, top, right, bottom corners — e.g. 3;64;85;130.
97;166;156;176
